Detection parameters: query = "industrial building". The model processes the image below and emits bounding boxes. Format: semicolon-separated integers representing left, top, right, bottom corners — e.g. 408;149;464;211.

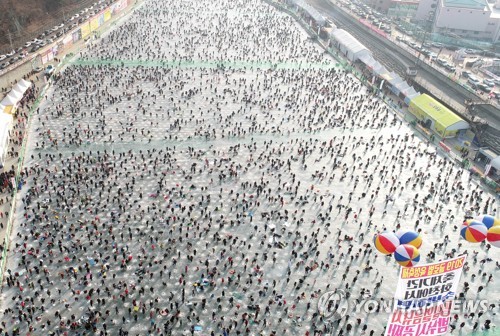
414;0;500;42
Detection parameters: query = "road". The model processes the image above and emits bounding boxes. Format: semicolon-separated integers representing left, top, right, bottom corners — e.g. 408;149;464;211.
307;0;500;133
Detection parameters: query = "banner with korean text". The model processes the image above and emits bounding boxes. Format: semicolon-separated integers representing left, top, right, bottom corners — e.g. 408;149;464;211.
104;8;112;22
81;22;91;39
98;13;105;26
90;17;100;32
384;255;467;336
63;33;73;48
72;28;81;43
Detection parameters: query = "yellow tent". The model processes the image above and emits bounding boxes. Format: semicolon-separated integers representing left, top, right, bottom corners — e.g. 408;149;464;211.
408;94;469;138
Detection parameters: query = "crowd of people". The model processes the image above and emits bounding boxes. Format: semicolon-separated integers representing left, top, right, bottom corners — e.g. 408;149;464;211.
0;0;497;335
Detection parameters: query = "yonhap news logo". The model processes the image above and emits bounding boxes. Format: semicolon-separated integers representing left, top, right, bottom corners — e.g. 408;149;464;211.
317;290;349;319
317;291;495;320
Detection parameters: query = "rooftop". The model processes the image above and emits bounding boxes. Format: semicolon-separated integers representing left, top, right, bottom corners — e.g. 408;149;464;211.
410;94;467;130
444;0;487;9
487;3;500;18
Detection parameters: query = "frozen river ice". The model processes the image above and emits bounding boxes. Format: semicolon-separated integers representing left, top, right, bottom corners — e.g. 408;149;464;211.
0;0;498;335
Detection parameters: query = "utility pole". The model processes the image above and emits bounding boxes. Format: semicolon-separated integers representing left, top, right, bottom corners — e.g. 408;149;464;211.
416;10;436;67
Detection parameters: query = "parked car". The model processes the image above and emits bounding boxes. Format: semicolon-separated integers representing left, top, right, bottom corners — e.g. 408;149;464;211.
24;42;32;48
444;63;456;72
483;78;495;86
6;50;15;57
461;71;472;78
33;66;43;72
468;76;481;86
477;83;492;92
0;62;9;69
436;58;447;66
0;55;6;61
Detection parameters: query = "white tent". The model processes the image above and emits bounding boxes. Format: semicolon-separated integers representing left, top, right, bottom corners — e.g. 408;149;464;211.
388;73;404;86
0;79;32;113
10;88;24;100
491;156;500;171
0;95;18;107
396;82;410;92
293;0;326;26
373;62;389;76
359;54;377;68
12;79;32;95
0;113;13;168
19;78;32;87
329;29;371;62
402;87;418;97
7;90;23;104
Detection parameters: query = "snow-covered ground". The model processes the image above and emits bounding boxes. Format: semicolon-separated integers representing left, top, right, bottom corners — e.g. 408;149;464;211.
0;0;497;335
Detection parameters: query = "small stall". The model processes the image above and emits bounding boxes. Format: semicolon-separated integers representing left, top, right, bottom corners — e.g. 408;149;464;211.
474;148;500;183
0;79;33;115
0;113;13;169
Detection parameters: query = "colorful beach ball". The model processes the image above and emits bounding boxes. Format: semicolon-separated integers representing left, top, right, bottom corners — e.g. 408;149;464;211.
394;244;420;267
396;229;422;249
373;232;400;255
460;221;488;243
476;215;500;229
486;226;500;248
